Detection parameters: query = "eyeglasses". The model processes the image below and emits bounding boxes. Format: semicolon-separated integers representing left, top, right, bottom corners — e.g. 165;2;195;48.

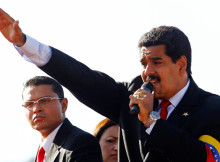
22;96;63;110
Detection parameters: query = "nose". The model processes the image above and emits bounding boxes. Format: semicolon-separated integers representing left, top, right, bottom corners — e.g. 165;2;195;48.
113;143;118;151
32;103;42;113
142;64;155;80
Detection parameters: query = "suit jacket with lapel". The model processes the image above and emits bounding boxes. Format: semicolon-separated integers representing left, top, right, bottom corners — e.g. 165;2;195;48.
39;47;220;162
41;118;102;162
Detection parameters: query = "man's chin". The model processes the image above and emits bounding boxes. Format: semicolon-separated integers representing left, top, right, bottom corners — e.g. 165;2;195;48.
32;123;46;131
153;92;163;100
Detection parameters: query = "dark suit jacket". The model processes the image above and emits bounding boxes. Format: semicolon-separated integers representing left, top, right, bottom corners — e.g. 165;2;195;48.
39;118;102;162
39;47;220;162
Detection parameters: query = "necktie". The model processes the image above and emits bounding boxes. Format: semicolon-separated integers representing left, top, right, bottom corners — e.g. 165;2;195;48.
160;100;171;120
37;146;45;162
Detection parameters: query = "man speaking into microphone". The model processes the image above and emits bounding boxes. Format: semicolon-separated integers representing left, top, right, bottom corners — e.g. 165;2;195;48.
1;8;220;162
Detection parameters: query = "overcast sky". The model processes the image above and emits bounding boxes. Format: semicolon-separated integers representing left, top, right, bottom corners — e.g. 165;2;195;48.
1;0;220;161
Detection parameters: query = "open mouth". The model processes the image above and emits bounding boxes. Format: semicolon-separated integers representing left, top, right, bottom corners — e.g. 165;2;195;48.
150;79;157;85
148;75;160;84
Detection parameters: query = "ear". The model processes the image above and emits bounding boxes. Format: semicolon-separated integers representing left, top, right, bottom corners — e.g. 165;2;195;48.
61;98;68;113
177;55;187;75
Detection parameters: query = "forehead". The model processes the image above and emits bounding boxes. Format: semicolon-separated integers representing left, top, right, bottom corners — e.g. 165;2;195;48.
140;45;167;62
102;125;119;137
140;45;166;56
23;85;55;100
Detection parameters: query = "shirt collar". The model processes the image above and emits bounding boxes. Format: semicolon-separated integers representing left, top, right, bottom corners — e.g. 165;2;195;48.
158;79;190;107
40;122;63;157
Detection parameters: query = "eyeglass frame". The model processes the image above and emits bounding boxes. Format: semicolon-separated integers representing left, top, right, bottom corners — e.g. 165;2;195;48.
22;96;63;110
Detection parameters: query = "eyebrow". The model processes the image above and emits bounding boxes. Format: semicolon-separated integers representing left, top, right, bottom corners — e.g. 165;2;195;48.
140;56;162;63
151;57;162;60
108;136;118;139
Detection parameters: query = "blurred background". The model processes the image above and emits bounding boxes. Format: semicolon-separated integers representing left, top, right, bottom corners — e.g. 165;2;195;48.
1;0;220;161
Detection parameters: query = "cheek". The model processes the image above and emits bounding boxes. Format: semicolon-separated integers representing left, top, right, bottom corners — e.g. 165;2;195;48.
100;141;108;150
158;68;175;83
159;71;179;93
46;105;59;116
50;108;64;119
25;110;31;119
25;111;33;125
162;70;178;85
50;104;64;116
100;141;111;156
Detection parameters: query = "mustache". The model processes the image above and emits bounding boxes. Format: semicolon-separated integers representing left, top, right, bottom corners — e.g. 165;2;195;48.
146;75;161;82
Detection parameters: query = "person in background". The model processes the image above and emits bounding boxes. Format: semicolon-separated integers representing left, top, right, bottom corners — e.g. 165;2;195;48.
93;118;119;162
1;8;220;162
22;76;102;162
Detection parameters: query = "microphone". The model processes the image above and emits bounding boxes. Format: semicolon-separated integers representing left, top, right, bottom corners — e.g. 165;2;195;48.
130;80;154;115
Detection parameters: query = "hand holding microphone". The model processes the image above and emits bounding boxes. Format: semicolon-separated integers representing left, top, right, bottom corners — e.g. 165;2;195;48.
130;77;154;115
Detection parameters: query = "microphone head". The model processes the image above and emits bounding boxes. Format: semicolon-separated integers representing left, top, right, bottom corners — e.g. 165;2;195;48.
141;81;154;93
129;79;154;115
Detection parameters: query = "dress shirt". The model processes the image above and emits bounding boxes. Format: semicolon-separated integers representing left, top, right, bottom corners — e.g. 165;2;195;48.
39;123;62;162
146;79;190;134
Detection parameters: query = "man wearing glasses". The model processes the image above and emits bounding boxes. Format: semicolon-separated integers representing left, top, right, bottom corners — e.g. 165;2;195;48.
22;76;102;162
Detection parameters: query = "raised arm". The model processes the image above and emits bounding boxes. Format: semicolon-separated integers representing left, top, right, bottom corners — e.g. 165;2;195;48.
0;8;26;46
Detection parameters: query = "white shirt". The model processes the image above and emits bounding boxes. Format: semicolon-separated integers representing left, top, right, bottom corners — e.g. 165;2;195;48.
39;123;62;162
15;35;52;67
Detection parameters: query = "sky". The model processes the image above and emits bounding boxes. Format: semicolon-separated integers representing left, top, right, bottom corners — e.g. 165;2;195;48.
1;0;220;161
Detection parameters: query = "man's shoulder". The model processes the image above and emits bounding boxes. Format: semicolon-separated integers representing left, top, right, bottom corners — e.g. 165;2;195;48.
69;124;96;139
49;119;102;161
195;89;220;116
60;118;99;144
190;77;220;106
202;93;220;107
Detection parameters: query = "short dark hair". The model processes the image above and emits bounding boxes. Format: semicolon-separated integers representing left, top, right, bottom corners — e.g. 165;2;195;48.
93;118;118;141
138;26;192;75
22;76;64;99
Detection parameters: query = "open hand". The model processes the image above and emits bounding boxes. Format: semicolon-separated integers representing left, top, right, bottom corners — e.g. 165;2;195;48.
0;8;25;46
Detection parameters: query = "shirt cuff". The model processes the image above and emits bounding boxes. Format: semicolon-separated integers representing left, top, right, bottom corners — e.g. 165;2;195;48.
14;35;52;67
145;121;156;134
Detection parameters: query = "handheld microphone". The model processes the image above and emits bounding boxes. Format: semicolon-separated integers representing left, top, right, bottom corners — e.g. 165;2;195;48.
130;79;154;115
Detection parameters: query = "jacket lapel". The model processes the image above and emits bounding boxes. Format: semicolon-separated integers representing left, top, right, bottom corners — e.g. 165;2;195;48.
45;118;72;162
167;77;200;127
46;144;61;162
